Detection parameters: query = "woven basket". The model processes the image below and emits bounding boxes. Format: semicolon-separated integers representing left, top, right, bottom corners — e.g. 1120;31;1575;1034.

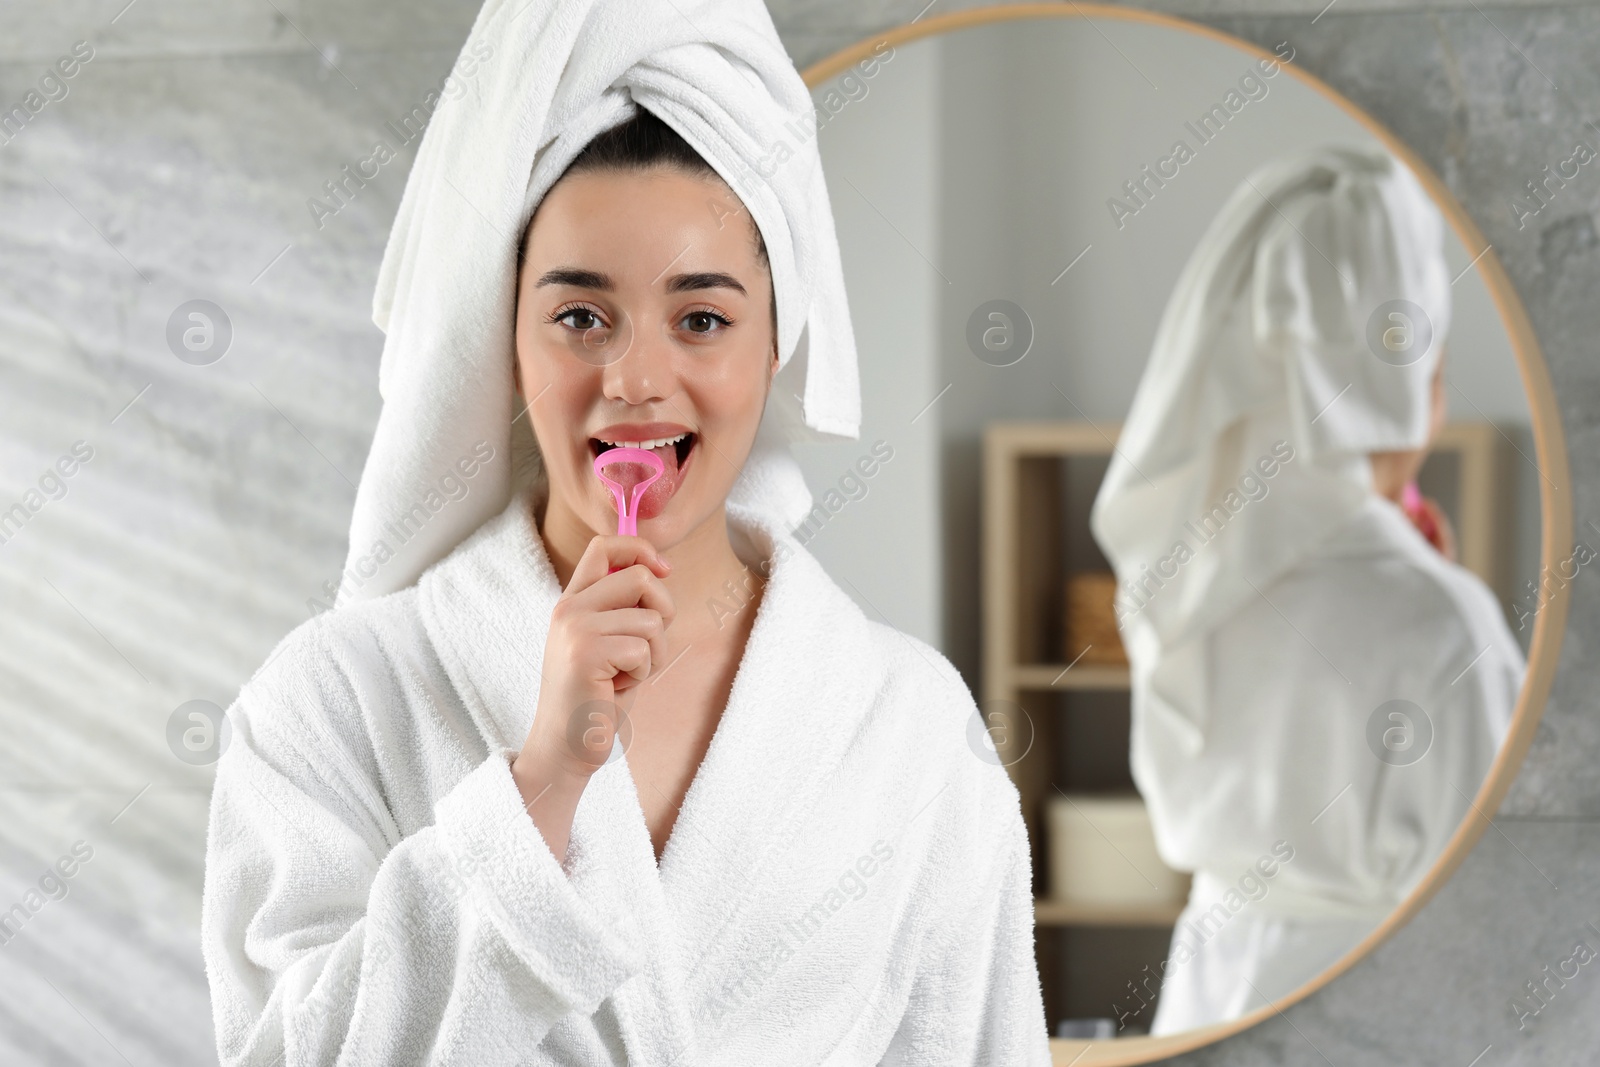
1063;570;1127;665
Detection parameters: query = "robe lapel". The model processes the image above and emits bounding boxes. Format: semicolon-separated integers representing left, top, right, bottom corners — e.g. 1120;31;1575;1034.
416;484;563;758
565;758;697;1061
650;506;883;988
419;485;695;1060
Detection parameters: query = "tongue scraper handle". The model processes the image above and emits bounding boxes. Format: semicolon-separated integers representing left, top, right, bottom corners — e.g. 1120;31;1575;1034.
594;447;665;536
594;447;665;573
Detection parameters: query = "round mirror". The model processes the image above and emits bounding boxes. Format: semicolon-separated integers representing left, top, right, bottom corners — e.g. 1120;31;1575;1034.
797;5;1566;1061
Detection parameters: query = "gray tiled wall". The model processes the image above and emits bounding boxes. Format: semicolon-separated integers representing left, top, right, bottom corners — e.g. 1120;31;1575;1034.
0;0;1594;1063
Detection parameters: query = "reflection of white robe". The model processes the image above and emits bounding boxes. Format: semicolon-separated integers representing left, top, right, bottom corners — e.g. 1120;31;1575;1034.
201;485;1050;1065
1145;495;1523;1034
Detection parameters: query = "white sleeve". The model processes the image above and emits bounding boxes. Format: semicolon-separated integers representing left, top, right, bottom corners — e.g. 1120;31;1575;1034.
878;773;1052;1066
200;644;642;1066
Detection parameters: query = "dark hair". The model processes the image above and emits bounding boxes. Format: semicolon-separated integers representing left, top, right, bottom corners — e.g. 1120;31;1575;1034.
520;107;770;274
569;108;718;183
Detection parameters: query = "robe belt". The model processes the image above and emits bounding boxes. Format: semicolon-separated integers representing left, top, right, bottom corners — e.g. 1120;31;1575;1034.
1186;868;1400;925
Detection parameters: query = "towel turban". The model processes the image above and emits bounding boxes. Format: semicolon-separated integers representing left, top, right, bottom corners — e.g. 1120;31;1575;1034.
337;0;861;604
1090;144;1451;750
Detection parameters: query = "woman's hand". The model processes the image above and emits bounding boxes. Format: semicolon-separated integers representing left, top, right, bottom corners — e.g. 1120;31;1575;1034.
511;535;674;861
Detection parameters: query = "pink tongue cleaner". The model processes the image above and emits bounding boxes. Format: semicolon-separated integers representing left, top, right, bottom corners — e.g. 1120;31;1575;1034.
593;446;666;540
606;459;657;497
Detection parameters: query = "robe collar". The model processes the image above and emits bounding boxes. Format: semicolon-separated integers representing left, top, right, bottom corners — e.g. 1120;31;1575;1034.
415;478;884;1042
415;479;876;776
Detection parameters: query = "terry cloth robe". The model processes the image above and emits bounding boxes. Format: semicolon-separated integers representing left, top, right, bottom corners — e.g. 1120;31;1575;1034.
200;482;1051;1066
1145;493;1523;1034
1088;146;1523;1034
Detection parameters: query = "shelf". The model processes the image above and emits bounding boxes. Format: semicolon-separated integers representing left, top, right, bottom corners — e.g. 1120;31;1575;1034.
985;420;1123;456
1012;663;1130;691
1034;897;1185;927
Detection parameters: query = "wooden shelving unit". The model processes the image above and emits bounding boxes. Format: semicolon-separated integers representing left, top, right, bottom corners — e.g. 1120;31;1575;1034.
1034;898;1186;927
982;419;1507;1028
1010;663;1130;692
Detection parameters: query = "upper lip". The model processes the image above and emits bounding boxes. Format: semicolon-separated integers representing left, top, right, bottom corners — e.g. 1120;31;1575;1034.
590;422;694;443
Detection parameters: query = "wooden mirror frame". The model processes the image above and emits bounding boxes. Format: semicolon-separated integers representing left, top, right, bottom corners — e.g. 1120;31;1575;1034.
801;5;1573;1063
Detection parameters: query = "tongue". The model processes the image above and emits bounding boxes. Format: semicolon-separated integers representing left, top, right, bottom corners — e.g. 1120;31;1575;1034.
599;444;678;495
596;441;690;527
603;460;650;499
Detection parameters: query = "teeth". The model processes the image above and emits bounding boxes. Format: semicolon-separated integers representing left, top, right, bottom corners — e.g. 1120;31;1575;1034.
598;433;690;450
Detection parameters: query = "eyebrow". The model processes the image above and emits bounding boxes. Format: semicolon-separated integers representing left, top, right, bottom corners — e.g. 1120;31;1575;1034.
534;267;746;296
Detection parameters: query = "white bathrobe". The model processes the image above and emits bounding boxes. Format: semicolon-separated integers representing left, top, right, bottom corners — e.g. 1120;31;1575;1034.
200;482;1051;1066
1089;146;1525;1034
1143;493;1522;1032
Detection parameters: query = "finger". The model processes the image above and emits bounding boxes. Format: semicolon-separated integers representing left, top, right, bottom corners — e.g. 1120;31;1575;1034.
583;609;672;683
566;564;676;624
580;606;666;644
596;634;653;685
635;569;676;628
645;624;671;678
567;535;671;595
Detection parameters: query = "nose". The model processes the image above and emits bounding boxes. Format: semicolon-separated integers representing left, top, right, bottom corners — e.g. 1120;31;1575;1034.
599;312;673;406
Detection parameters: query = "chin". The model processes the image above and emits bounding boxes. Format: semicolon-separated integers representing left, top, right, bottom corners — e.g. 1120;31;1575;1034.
633;495;716;549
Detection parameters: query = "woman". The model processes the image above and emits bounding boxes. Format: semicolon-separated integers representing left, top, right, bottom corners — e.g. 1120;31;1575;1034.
1089;146;1523;1034
199;0;1049;1063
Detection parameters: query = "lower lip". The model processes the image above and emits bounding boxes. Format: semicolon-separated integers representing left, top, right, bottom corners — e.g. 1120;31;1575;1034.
593;439;695;525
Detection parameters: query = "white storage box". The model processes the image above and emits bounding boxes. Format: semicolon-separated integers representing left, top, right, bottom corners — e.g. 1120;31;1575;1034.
1046;793;1186;905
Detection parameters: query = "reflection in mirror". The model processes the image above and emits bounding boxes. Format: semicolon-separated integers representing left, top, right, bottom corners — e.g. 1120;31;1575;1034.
803;12;1539;1045
1089;144;1524;1035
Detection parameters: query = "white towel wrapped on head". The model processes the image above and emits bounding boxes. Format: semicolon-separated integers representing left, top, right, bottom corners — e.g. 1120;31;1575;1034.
342;0;862;606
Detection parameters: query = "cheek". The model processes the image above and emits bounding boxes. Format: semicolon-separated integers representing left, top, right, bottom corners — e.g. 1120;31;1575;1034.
685;360;769;439
526;373;596;465
516;319;559;382
518;328;594;403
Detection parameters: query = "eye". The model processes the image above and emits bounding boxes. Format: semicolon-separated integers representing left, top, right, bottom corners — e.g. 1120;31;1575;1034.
679;307;735;335
546;303;606;331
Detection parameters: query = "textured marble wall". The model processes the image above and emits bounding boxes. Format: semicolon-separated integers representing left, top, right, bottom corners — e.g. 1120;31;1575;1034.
0;0;1595;1064
0;8;484;1062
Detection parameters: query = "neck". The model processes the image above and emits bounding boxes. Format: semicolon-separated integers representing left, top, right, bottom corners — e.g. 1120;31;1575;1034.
535;487;759;641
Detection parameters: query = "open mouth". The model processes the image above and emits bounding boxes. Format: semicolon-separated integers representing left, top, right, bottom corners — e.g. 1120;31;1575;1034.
588;432;696;467
588;432;697;523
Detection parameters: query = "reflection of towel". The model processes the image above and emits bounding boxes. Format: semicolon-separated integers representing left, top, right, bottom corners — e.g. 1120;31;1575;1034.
340;0;861;605
1090;145;1451;752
